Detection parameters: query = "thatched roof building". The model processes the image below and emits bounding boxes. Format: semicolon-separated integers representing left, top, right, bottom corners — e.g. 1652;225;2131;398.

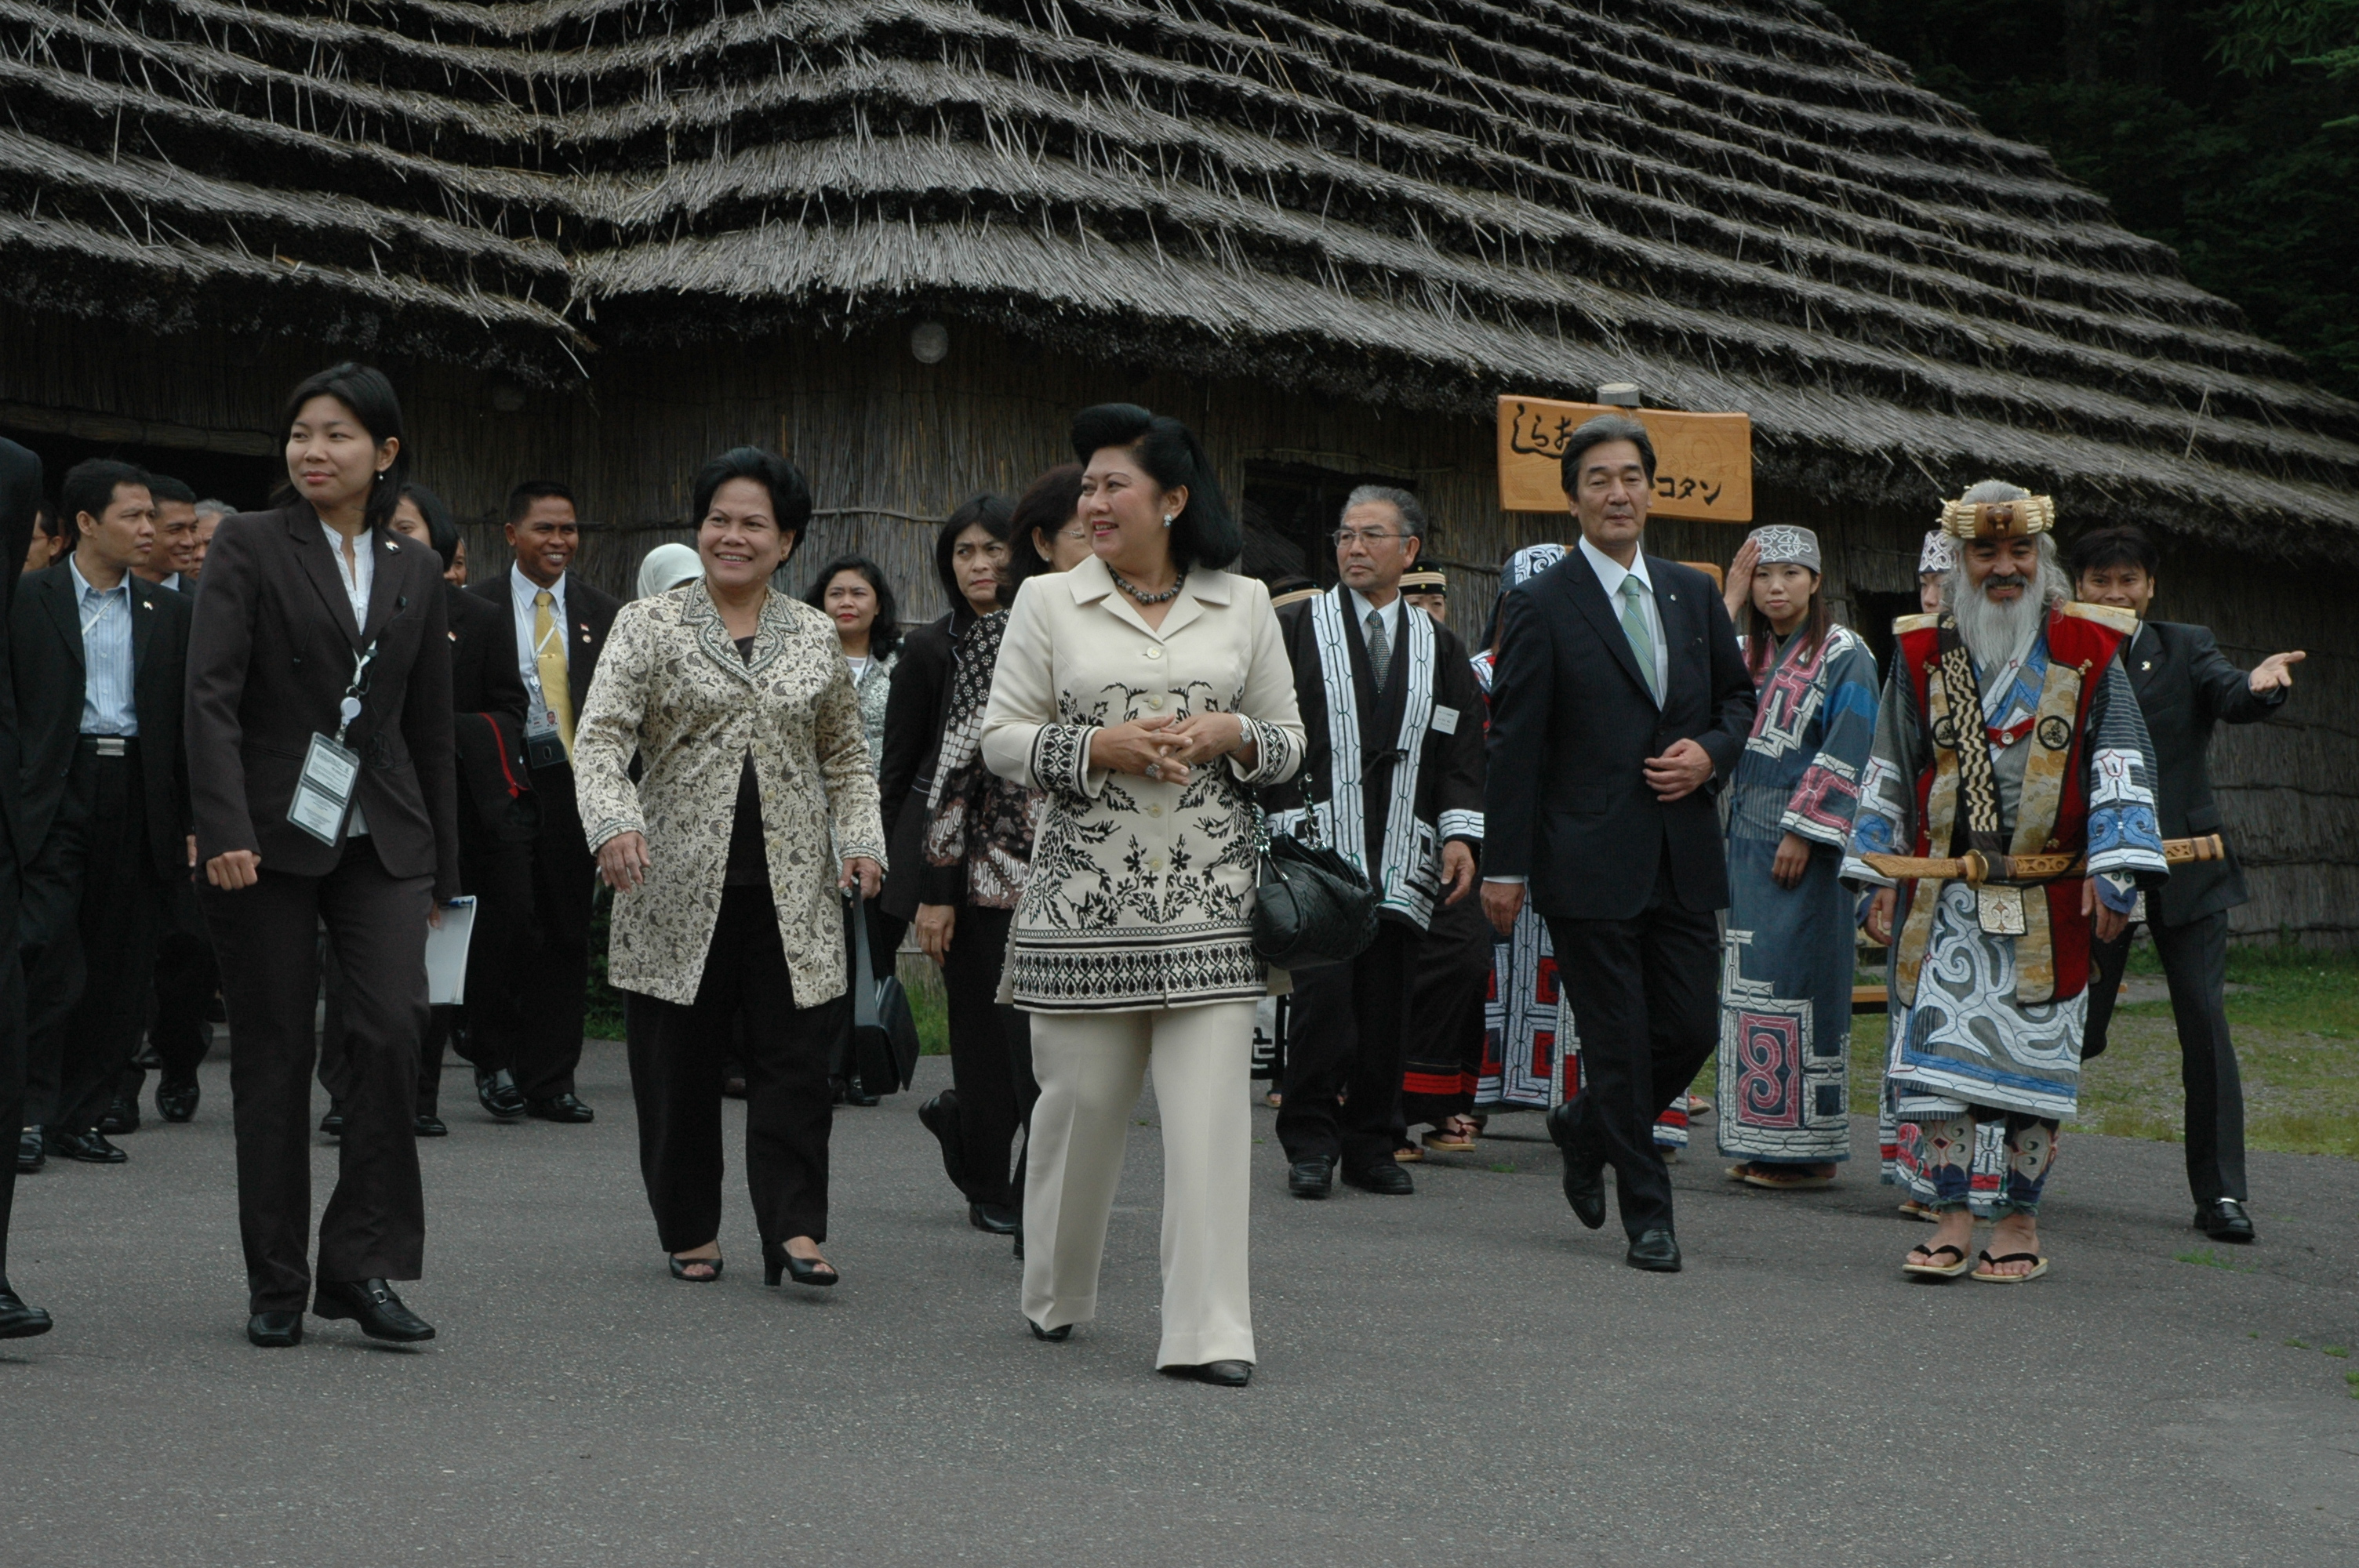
3;0;2354;937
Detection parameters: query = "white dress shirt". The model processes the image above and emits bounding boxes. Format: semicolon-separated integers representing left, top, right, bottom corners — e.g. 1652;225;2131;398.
1579;535;1668;702
510;562;570;717
70;556;138;736
320;522;376;833
1347;586;1402;677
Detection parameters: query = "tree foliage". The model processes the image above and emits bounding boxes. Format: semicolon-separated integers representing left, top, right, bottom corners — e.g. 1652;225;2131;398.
1823;0;2359;400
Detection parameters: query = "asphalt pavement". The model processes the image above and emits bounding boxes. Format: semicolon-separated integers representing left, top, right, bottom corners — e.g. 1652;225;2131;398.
5;1040;2358;1567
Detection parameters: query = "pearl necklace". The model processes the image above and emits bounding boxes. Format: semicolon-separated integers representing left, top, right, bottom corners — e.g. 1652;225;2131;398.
1107;566;1186;604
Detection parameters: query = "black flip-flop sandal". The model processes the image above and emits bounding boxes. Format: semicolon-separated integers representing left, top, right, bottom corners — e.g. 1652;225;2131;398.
1903;1242;1972;1279
1971;1250;2051;1283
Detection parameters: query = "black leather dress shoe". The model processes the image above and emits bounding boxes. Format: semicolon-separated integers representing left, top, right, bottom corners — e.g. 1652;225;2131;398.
525;1093;594;1123
16;1127;43;1174
155;1075;200;1123
313;1279;436;1342
246;1311;304;1348
474;1068;526;1121
843;1076;881;1108
318;1105;344;1138
98;1096;140;1136
969;1201;1021;1235
1626;1229;1683;1272
45;1127;125;1164
0;1284;53;1339
413;1113;449;1138
1164;1360;1252;1387
918;1091;966;1192
2196;1197;2257;1243
1288;1157;1335;1200
1343;1161;1414;1196
1548;1103;1607;1230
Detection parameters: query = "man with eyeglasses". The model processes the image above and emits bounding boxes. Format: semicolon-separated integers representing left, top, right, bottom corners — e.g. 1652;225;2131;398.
1262;488;1485;1200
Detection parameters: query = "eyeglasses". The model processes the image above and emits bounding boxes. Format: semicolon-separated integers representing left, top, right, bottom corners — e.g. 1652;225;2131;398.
1330;529;1407;547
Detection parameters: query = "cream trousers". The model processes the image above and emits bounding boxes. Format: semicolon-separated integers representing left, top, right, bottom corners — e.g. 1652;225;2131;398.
1021;1001;1257;1368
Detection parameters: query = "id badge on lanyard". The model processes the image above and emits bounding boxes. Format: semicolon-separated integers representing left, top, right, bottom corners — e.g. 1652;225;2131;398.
289;641;377;846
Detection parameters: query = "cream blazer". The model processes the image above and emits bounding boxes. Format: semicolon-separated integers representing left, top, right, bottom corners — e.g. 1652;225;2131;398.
980;557;1304;1012
575;580;885;1007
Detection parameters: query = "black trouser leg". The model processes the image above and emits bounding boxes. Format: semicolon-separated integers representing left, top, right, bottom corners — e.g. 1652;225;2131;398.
450;828;531;1075
49;753;162;1136
736;895;840;1247
2085;924;2130;1060
123;902;216;1105
2155;911;2246;1206
0;789;24;1280
1277;924;1412;1175
513;768;594;1100
18;765;93;1131
944;904;1025;1206
418;1009;449;1116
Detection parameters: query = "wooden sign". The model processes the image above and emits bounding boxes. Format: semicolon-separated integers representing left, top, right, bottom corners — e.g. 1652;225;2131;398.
1497;396;1753;522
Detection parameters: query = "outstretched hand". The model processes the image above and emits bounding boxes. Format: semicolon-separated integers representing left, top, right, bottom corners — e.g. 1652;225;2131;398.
2250;650;2304;694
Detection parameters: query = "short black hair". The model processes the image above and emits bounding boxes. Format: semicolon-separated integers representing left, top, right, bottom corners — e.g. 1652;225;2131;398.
1558;413;1656;495
801;554;902;659
933;492;1015;611
1005;463;1086;586
689;448;813;560
280;362;407;532
2069;524;2160;582
146;473;197;507
399;481;463;568
505;478;576;527
61;458;150;546
1070;403;1240;572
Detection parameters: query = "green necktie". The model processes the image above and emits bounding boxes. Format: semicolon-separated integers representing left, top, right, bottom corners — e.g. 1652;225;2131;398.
1619;575;1661;703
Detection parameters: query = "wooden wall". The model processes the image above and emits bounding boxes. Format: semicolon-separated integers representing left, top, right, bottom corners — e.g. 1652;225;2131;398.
1;303;2350;942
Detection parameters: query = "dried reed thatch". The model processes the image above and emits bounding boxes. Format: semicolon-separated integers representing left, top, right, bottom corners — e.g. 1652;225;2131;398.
4;0;2356;555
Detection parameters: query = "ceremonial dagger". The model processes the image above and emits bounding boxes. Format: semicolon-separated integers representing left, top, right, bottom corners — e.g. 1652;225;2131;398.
1859;834;2225;886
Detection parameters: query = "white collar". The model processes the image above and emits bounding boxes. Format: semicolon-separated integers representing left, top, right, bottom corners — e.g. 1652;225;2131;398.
1347;586;1401;631
1579;534;1651;597
512;562;566;606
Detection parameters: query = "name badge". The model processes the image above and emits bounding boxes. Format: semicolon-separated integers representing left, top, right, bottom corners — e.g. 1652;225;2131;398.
1431;705;1460;735
289;732;362;845
524;707;566;771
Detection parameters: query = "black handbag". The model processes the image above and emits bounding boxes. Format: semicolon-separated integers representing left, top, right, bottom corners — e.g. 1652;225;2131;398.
848;895;921;1093
1249;771;1380;971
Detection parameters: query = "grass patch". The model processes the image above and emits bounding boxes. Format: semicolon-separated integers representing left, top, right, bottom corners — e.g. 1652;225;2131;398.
1488;1160;1518;1174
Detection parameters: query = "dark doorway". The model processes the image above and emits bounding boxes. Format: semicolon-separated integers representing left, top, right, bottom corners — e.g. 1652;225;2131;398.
1853;590;1917;678
0;426;279;514
1241;460;1415;590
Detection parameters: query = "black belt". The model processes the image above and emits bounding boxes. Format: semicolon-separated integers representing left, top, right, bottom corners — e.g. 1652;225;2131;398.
78;735;138;758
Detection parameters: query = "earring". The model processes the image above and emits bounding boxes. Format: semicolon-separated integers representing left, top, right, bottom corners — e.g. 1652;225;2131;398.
1161;514;1173;528
376;470;388;478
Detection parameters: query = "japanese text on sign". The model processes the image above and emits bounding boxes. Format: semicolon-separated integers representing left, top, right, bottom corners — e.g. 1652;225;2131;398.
1496;396;1753;521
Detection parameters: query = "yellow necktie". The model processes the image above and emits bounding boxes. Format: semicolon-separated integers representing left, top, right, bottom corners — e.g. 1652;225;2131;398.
533;590;575;759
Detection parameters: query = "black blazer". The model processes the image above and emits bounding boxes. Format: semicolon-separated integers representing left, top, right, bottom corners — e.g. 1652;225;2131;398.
0;439;42;873
1483;547;1755;920
186;503;460;898
445;582;536;844
876;608;972;921
13;561;192;878
467;567;620;753
2125;619;2283;927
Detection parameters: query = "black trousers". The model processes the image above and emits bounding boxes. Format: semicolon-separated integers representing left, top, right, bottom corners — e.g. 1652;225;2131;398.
318;945;447;1118
2085;909;2248;1207
1278;921;1416;1176
202;836;431;1314
499;765;595;1101
1401;892;1495;1131
943;903;1036;1207
20;744;165;1134
0;761;24;1282
625;884;842;1252
447;809;534;1078
1544;848;1720;1239
119;877;218;1105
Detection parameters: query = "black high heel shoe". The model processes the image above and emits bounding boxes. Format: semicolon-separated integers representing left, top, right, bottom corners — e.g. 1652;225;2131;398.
668;1253;724;1282
1028;1319;1070;1342
763;1245;838;1287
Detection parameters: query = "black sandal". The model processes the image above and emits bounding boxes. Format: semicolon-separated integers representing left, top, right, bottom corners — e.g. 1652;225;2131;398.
765;1245;838;1287
1902;1242;1972;1279
669;1253;724;1282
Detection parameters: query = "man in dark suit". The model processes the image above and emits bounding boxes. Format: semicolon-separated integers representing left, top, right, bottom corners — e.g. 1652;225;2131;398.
15;459;192;1167
1267;488;1485;1199
0;437;51;1338
468;480;618;1122
2072;525;2299;1244
1481;415;1755;1272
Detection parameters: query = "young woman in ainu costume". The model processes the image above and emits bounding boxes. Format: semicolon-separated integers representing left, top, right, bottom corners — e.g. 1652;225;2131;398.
1713;526;1881;1189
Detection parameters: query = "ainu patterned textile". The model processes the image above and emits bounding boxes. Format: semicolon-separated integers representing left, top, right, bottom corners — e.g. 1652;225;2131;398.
1892;1109;2062;1216
1845;607;2168;1135
1717;626;1879;1165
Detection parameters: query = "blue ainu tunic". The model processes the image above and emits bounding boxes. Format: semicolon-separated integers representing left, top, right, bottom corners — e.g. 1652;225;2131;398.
1717;626;1880;1164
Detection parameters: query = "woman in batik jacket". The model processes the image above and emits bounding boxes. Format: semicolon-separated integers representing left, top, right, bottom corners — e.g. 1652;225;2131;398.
1713;526;1880;1188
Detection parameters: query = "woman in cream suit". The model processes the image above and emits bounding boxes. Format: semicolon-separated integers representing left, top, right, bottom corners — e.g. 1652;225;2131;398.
574;448;885;1290
980;405;1304;1386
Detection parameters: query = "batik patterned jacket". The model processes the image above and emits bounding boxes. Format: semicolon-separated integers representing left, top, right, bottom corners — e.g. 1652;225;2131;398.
980;557;1305;1012
575;581;886;1007
923;610;1039;909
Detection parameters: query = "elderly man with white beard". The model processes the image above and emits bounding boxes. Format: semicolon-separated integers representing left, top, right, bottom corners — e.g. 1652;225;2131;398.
1845;481;2169;1285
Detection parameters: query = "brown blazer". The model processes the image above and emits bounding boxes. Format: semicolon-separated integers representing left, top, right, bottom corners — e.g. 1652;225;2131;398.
186;502;460;898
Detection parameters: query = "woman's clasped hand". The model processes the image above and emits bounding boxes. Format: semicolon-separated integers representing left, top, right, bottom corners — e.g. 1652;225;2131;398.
1085;710;1251;784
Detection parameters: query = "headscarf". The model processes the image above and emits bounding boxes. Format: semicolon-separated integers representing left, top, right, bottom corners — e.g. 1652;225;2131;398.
1916;529;1957;576
634;542;703;600
1748;524;1820;574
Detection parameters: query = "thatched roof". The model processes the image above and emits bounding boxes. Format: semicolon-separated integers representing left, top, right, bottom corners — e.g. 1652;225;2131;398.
6;0;2357;553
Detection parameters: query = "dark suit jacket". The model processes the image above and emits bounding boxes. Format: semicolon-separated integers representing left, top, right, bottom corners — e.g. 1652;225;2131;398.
877;608;971;921
0;439;39;883
13;561;192;877
1483;546;1755;920
467;566;620;752
186;503;460;898
445;583;536;844
2125;619;2283;927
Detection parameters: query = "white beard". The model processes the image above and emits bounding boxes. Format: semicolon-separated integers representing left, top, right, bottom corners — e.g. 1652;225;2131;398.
1952;572;2045;674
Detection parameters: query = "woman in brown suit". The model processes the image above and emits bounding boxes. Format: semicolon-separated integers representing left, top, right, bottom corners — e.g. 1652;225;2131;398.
187;364;459;1349
573;448;885;1289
